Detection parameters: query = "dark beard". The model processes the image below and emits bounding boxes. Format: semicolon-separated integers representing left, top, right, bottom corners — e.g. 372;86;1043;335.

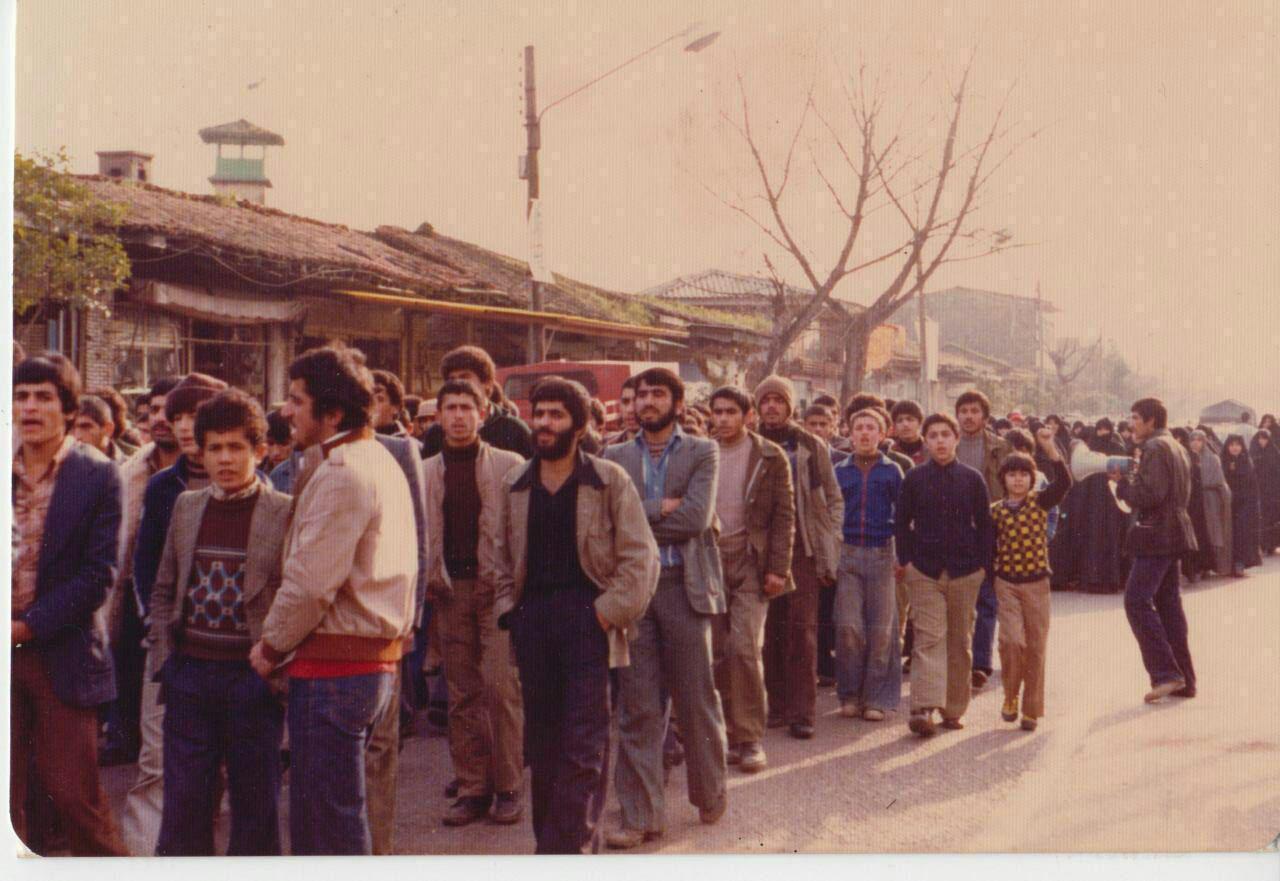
153;434;179;452
638;407;677;433
534;425;577;460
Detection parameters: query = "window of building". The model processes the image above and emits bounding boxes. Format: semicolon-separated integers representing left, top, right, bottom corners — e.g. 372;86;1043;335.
185;321;267;400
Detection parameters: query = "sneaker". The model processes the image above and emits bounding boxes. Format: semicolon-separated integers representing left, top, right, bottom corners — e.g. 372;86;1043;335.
971;669;990;689
908;709;937;737
1171;685;1197;698
699;794;727;824
738;742;767;773
1020;716;1038;732
1001;696;1019;722
726;743;742;766
489;791;522;825
839;700;862;718
443;795;492;827
788;722;815;740
940;717;964;731
862;708;885;722
1144;679;1186;704
605;827;662;850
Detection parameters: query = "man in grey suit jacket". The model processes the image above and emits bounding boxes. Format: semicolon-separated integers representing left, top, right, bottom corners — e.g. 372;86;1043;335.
602;368;728;849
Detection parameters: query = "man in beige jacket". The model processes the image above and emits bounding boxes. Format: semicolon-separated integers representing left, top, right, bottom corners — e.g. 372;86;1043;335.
424;379;526;827
495;376;659;854
249;346;416;856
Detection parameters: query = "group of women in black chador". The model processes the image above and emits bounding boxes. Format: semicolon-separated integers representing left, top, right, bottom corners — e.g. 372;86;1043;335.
1045;412;1280;592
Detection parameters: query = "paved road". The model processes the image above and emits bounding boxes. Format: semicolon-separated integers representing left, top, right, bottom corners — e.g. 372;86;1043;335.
102;556;1280;854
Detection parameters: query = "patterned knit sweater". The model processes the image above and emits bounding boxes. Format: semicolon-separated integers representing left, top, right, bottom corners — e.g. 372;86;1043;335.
990;459;1072;583
181;490;260;660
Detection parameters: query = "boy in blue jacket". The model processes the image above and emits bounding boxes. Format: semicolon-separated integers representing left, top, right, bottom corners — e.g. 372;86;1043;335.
832;409;905;721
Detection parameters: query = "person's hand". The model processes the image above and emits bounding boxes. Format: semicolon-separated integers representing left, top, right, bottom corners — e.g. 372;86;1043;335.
763;573;787;597
1107;466;1125;483
894;564;906;580
11;619;34;645
248;640;275;679
1036;427;1061;461
596;610;611;631
660;498;681;517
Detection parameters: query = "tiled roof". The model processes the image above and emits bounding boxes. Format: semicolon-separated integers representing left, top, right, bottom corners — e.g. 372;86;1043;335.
641;269;815;302
198;119;285;146
929;285;1059;313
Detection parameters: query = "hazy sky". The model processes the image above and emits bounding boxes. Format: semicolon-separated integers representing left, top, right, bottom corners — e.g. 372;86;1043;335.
13;0;1280;412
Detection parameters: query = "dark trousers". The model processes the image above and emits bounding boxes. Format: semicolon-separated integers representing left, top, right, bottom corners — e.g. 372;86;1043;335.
1124;555;1196;688
106;594;147;750
764;552;820;726
157;655;284;856
509;585;611;855
817;582;836;680
288;671;395;855
10;647;127;856
971;573;997;674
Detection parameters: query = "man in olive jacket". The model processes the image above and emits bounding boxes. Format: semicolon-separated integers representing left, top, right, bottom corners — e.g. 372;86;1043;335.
1111;397;1199;703
707;386;795;774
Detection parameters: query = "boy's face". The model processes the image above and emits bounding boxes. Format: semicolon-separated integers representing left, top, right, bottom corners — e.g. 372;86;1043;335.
804;412;834;441
711;399;747;442
266;440;293;467
440;392;484;446
895;414;921;442
1004;469;1033;498
925;422;959;462
202;428;264;493
73;415;110;451
371;383;399;428
850;416;883;456
172;411;200;458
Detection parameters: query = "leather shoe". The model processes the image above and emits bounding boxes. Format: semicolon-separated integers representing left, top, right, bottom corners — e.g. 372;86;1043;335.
490;791;522;825
1171;685;1197;698
788;722;815;740
940;717;964;730
606;827;662;849
1144;680;1186;703
443;777;461;799
443;795;492;826
699;795;727;824
971;669;990;689
908;709;937;737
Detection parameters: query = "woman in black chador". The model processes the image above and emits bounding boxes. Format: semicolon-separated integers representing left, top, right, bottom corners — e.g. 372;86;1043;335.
1221;434;1262;576
1249;428;1280;555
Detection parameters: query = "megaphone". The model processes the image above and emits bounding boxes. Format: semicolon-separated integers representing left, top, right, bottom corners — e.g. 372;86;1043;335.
1069;442;1133;513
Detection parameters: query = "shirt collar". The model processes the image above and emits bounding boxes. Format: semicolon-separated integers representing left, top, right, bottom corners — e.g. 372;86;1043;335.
13;434;76;484
513;447;604;491
635;422;684;452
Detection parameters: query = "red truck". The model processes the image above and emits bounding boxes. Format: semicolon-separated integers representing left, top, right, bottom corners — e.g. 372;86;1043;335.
496;360;680;425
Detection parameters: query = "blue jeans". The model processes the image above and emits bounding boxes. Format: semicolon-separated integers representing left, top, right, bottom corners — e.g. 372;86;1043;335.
1124;556;1196;688
971;574;998;674
156;655;284;856
287;671;395;855
833;542;901;712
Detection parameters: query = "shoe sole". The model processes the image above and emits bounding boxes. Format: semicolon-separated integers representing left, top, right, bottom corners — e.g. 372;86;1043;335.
908;718;936;736
739;760;766;774
489;813;523;825
1144;682;1186;703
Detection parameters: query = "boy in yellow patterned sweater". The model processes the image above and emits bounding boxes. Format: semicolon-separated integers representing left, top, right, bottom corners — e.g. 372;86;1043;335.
990;427;1072;730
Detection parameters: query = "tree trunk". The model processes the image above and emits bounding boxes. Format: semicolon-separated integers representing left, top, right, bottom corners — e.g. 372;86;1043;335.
839;313;871;402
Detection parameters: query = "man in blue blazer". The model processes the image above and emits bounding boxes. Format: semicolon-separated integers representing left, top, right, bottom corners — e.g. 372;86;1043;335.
11;354;127;855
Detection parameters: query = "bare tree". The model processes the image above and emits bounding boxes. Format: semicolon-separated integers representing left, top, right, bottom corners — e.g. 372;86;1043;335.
1045;336;1102;410
710;52;1033;400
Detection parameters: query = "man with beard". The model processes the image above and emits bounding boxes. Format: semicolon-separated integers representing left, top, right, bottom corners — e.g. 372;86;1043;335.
954;390;1010;690
754;375;843;740
122;372;228;854
604;368;730;847
1089;417;1129;456
100;377;181;769
422;379;526;827
495;377;658;853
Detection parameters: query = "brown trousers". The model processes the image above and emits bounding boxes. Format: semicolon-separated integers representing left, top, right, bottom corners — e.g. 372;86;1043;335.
763;551;821;727
10;647;127;856
994;577;1052;719
711;535;771;745
439;578;524;798
904;566;984;720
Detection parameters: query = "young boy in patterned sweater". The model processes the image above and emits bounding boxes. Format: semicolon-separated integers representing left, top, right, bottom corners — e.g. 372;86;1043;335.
990;427;1072;731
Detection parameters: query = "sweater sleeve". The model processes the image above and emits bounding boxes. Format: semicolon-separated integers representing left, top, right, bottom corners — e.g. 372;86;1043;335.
1036;459;1073;510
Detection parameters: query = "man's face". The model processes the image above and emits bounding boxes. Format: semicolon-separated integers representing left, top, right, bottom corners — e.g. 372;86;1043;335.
172;412;200;458
1096;426;1112;439
850;416;883;456
440;392;484;446
446;369;493;402
634;381;678;433
1129;412;1155;443
925;422;959;462
149;394;177;450
14;382;68;449
284;378;327;449
956;402;985;435
202;428;263;493
895;414;921;443
531;401;578;460
619;387;637;433
72;415;110;451
805;412;834;442
371;383;399;428
711;399;747;442
758;392;790;430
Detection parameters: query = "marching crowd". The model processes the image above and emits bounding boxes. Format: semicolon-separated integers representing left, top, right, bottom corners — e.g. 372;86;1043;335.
11;342;1280;856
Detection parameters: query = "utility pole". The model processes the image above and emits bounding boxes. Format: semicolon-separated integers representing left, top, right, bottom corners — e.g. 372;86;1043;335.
1035;280;1045;414
523;45;545;364
917;272;931;413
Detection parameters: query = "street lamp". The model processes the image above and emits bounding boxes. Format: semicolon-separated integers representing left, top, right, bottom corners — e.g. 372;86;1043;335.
520;24;720;363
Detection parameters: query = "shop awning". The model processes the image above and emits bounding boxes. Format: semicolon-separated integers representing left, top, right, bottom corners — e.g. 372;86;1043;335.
138;281;306;324
331;289;689;343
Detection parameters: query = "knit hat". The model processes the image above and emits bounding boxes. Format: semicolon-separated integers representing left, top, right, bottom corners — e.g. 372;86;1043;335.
754;375;795;417
165;372;229;421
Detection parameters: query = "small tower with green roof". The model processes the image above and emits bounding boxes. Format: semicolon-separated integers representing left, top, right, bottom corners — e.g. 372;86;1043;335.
198;118;284;205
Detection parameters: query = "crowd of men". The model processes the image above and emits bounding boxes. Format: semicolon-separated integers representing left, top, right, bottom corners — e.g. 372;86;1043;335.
11;341;1280;856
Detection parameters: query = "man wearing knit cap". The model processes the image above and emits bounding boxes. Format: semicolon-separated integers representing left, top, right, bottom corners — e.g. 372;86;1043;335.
754;375;843;739
122;372;228;854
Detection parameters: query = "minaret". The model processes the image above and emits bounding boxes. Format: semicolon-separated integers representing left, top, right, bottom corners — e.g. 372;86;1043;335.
198;118;284;205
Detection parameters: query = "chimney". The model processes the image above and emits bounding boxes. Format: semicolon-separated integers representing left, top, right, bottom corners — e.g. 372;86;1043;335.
96;151;153;183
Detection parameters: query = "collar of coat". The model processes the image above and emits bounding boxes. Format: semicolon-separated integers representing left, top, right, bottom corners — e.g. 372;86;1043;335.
511;447;605;491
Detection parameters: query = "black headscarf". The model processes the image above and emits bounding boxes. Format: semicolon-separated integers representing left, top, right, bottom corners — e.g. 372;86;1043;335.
1222;434;1255;480
1250;428;1280;468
